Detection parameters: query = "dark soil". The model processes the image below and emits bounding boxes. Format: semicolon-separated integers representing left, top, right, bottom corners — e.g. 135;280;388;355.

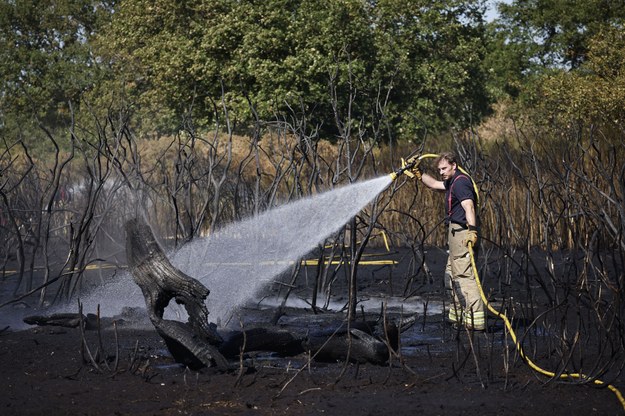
1;247;624;415
1;324;622;416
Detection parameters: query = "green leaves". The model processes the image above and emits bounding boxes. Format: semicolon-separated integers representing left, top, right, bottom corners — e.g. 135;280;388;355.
485;0;625;131
0;0;494;141
0;0;113;151
534;27;625;128
0;0;102;117
94;0;490;138
497;0;625;70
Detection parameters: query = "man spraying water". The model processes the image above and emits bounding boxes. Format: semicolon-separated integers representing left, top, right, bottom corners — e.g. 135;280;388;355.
403;152;485;331
390;152;625;408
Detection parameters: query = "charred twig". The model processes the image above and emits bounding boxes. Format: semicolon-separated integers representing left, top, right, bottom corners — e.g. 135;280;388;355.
78;301;102;372
233;315;248;388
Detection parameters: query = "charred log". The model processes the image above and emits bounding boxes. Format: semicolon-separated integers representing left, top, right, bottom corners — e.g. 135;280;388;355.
219;326;305;358
304;328;388;365
125;218;228;370
121;217;418;368
376;314;418;352
301;316;417;365
23;313;88;329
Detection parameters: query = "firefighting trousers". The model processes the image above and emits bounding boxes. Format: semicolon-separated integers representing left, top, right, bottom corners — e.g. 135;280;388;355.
444;225;486;330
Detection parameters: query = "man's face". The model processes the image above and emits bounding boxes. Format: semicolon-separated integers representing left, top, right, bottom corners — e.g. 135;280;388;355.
437;160;456;181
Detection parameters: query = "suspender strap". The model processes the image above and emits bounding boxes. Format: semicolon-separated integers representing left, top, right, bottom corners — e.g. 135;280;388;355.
447;173;469;219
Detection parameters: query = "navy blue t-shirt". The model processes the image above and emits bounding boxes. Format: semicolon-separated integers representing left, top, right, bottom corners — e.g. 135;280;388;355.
444;171;476;226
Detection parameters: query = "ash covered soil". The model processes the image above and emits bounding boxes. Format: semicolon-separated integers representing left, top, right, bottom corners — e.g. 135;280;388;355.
1;247;623;415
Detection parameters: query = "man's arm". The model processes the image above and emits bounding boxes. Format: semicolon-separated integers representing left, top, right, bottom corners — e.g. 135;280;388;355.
460;199;476;227
420;172;445;191
461;198;478;247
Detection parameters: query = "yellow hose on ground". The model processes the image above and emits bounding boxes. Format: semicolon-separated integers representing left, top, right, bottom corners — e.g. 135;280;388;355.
467;242;625;412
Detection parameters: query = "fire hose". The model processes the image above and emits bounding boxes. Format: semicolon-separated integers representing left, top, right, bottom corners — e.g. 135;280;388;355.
467;241;625;411
391;152;625;411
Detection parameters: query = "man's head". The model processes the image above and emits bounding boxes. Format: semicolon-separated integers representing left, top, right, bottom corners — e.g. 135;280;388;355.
435;152;458;181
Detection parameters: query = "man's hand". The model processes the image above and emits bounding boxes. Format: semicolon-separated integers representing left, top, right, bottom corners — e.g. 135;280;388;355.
400;157;421;180
464;225;478;247
410;165;422;180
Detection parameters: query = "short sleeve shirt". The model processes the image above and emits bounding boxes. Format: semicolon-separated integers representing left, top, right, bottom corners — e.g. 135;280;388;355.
444;171;476;226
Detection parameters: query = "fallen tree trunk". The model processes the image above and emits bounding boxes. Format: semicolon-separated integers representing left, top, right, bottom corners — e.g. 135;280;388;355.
219;326;305;358
125;218;228;370
301;316;417;364
304;327;389;364
23;313;88;329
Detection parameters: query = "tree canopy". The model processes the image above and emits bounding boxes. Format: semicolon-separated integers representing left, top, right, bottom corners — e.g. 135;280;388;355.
0;0;112;138
93;0;490;138
497;0;625;69
531;26;625;131
1;0;625;143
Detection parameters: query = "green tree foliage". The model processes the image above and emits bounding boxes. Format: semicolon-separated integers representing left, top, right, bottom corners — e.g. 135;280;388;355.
484;0;625;112
497;0;625;70
372;0;490;134
482;21;533;99
95;0;490;138
0;0;112;145
532;27;625;130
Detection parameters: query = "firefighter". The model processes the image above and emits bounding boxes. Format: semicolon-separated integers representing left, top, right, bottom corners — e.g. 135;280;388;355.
412;152;485;331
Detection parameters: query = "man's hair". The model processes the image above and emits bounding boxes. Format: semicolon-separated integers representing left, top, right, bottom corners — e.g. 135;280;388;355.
436;151;458;166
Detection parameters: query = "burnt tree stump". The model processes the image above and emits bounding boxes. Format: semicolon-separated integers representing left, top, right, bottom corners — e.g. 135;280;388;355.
125;218;228;370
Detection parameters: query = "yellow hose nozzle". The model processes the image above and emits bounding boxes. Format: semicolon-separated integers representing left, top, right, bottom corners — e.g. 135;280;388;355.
389;156;419;181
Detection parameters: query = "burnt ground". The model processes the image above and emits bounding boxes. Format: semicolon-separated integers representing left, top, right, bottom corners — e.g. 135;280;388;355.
1;247;625;415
